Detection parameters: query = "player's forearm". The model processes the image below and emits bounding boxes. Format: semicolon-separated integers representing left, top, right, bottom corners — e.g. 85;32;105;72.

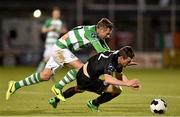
42;26;55;33
104;74;129;86
42;27;49;33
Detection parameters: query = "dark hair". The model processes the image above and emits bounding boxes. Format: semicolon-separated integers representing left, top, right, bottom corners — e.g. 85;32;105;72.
119;46;135;59
52;6;60;11
96;18;113;30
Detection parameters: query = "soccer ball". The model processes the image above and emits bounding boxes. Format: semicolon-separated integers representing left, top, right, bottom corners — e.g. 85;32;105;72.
150;99;167;114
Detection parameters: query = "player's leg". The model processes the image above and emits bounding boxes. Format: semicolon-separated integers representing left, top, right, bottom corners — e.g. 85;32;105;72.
6;70;50;100
54;69;78;90
89;85;122;111
87;81;122;112
51;49;83;101
104;84;123;94
49;86;82;108
66;69;103;112
6;56;62;100
56;58;84;89
49;67;85;108
64;67;104;112
51;63;82;102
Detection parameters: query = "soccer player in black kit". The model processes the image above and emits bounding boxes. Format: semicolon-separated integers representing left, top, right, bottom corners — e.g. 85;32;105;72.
49;46;141;112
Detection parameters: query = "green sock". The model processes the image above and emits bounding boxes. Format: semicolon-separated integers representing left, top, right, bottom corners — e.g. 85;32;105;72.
55;69;77;89
15;73;42;90
36;61;46;72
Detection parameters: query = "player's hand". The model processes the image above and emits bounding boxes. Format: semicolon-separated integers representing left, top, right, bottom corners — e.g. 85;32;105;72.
126;79;139;87
131;83;142;90
129;79;141;90
49;26;55;31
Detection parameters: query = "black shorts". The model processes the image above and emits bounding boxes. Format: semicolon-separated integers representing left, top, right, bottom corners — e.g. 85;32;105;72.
76;67;109;94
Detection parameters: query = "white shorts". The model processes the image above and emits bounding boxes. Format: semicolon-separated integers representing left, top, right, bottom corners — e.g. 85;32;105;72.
45;44;78;73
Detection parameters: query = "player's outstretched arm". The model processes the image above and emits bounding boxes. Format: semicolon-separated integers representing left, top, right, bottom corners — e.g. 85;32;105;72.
104;74;138;87
111;72;141;89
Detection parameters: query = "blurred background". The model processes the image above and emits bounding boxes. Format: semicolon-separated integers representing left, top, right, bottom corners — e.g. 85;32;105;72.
0;0;180;68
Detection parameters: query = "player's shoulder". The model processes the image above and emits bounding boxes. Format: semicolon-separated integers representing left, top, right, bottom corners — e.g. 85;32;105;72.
87;25;95;29
96;51;114;58
72;25;84;30
110;50;119;55
45;18;52;22
102;50;119;55
83;25;96;32
103;50;119;58
43;18;52;27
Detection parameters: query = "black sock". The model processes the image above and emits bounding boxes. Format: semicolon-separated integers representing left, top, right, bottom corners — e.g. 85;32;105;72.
55;97;60;103
54;87;76;103
63;86;77;98
54;86;81;103
93;92;120;106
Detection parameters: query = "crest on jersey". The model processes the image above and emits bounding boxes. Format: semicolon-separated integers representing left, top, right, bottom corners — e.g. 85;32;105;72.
107;63;115;73
91;33;97;38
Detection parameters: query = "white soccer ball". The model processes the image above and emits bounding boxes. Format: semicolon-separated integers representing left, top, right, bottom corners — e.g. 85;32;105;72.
150;99;167;114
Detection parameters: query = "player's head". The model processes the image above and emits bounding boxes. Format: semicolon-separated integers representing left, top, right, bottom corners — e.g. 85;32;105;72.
118;46;135;67
52;7;61;19
96;18;113;40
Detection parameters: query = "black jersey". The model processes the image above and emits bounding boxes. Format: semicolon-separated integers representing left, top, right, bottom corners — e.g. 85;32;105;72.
87;51;123;80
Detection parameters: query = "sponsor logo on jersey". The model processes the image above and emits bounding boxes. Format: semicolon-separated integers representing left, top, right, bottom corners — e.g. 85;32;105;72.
91;33;97;38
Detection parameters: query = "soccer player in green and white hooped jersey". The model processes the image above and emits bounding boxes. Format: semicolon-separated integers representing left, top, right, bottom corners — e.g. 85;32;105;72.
36;7;67;72
6;18;113;102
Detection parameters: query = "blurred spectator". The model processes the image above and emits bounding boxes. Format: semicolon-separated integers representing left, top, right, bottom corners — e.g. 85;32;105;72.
36;7;67;72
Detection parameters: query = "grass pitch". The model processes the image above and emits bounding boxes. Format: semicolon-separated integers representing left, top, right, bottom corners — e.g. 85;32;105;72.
0;66;180;116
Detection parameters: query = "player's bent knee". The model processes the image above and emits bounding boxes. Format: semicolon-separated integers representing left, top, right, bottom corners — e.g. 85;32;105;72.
40;73;51;81
75;86;84;93
115;87;123;94
111;92;120;97
110;88;122;98
40;69;53;81
104;85;123;94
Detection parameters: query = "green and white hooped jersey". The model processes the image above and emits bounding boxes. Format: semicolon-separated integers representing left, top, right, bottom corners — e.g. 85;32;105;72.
56;25;110;53
43;18;63;44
